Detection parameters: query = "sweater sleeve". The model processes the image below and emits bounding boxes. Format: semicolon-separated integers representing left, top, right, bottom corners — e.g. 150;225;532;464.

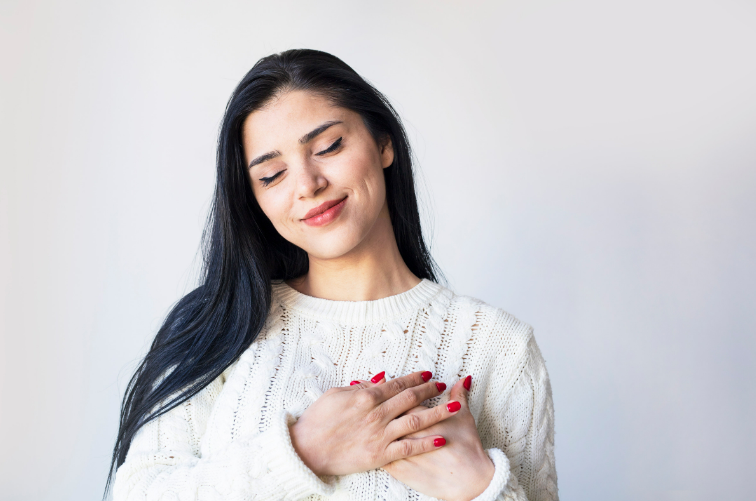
112;376;336;501
471;329;559;501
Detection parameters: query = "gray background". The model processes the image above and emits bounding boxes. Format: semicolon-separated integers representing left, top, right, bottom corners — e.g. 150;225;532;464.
1;1;754;500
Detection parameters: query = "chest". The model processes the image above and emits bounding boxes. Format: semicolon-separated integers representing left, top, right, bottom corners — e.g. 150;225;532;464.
203;296;481;455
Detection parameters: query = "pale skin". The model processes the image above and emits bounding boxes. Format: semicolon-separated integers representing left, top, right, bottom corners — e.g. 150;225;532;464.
241;89;495;501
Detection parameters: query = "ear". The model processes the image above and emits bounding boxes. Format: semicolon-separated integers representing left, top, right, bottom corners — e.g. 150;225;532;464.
379;135;395;169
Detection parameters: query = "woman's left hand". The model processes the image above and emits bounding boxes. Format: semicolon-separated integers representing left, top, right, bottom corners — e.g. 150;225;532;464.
382;376;495;501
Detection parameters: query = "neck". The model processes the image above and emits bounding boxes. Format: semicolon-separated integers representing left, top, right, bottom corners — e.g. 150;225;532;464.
287;203;421;301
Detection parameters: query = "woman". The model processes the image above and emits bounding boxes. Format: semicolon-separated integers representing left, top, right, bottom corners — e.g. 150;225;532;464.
108;49;558;501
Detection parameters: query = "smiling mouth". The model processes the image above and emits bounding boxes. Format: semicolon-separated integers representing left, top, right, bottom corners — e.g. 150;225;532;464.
301;196;348;227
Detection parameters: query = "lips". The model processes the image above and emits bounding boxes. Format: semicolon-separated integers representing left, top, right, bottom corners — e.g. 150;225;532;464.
301;196;348;227
303;197;347;220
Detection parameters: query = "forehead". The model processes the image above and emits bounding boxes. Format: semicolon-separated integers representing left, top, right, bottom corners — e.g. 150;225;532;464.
242;90;353;153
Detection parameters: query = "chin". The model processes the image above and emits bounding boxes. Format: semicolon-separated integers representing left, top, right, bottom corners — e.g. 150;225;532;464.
301;243;358;261
297;234;363;261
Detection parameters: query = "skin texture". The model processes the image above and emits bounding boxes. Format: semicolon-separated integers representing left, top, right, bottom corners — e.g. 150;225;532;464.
242;89;418;301
348;376;496;501
284;371;460;476
241;90;495;500
382;378;495;501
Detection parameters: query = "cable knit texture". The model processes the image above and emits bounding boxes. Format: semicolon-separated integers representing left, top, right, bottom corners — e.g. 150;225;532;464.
113;279;558;501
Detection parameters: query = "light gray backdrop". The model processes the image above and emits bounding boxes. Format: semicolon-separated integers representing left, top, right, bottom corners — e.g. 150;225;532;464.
1;1;754;500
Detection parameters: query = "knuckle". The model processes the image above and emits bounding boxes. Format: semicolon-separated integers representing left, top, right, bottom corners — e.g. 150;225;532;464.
404;413;423;433
355;390;377;408
400;388;419;407
389;379;408;394
400;439;414;458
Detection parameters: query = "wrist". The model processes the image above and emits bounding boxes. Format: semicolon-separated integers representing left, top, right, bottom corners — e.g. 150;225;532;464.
288;420;327;476
459;452;495;501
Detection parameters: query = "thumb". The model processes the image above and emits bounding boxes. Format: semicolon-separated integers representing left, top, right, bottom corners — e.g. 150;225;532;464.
449;375;472;408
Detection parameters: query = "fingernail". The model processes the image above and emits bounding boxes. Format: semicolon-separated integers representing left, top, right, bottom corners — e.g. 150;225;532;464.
435;382;446;392
421;371;432;382
371;371;385;384
434;437;446;447
463;375;472;391
447;401;461;413
350;381;360;386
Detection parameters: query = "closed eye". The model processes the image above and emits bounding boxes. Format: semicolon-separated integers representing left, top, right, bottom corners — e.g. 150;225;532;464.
259;170;285;187
315;137;342;156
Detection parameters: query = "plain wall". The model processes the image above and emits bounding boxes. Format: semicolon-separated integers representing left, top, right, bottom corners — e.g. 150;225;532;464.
1;1;754;500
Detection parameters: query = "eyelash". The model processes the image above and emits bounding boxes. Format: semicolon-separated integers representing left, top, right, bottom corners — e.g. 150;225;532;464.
259;137;343;187
315;136;343;156
259;170;284;187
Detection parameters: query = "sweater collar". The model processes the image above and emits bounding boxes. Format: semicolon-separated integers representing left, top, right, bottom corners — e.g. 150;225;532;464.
271;278;444;325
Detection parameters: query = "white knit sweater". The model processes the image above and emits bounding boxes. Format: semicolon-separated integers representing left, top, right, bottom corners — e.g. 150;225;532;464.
113;279;558;501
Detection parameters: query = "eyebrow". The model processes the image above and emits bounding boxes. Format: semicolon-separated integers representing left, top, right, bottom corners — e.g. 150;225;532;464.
247;151;281;169
298;120;342;144
247;120;343;169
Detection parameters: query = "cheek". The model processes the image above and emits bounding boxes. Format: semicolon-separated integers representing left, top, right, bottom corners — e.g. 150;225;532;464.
255;191;293;235
339;150;386;205
359;166;387;216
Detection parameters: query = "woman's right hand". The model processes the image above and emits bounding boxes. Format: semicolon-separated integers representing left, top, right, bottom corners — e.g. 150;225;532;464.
289;370;460;477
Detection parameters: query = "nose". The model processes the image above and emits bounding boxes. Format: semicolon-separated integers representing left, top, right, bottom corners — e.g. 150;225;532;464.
294;158;328;199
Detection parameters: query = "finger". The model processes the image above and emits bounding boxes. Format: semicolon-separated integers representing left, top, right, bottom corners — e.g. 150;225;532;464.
380;378;447;421
348;379;371;389
448;375;471;408
348;371;389;390
385;398;462;440
402;405;428;416
369;370;433;404
369;371;387;384
396;405;428;419
384;435;447;463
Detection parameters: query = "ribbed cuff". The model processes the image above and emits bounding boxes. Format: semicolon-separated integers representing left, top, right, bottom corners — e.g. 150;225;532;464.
470;448;512;501
260;410;336;500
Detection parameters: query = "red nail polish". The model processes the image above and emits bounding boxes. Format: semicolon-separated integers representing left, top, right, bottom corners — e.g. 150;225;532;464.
421;371;432;382
434;437;446;447
371;371;385;384
447;401;461;413
463;375;472;391
350;381;360;386
435;382;446;392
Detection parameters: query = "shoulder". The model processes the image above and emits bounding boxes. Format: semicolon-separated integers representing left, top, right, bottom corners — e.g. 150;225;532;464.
439;288;555;417
443;286;534;350
437;285;538;372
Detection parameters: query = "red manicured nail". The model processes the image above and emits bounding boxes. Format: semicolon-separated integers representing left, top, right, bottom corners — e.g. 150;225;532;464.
434;437;446;447
421;371;432;382
447;401;461;413
350;381;360;386
435;382;447;392
371;371;385;384
463;375;472;391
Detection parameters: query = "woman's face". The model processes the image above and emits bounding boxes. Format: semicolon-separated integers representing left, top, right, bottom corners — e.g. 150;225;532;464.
242;90;394;260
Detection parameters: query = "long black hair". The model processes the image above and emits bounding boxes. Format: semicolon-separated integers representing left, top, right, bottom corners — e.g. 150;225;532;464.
106;48;441;495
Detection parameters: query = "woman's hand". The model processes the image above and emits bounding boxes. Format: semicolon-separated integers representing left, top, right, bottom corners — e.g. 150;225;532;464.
289;370;462;477
382;376;495;501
